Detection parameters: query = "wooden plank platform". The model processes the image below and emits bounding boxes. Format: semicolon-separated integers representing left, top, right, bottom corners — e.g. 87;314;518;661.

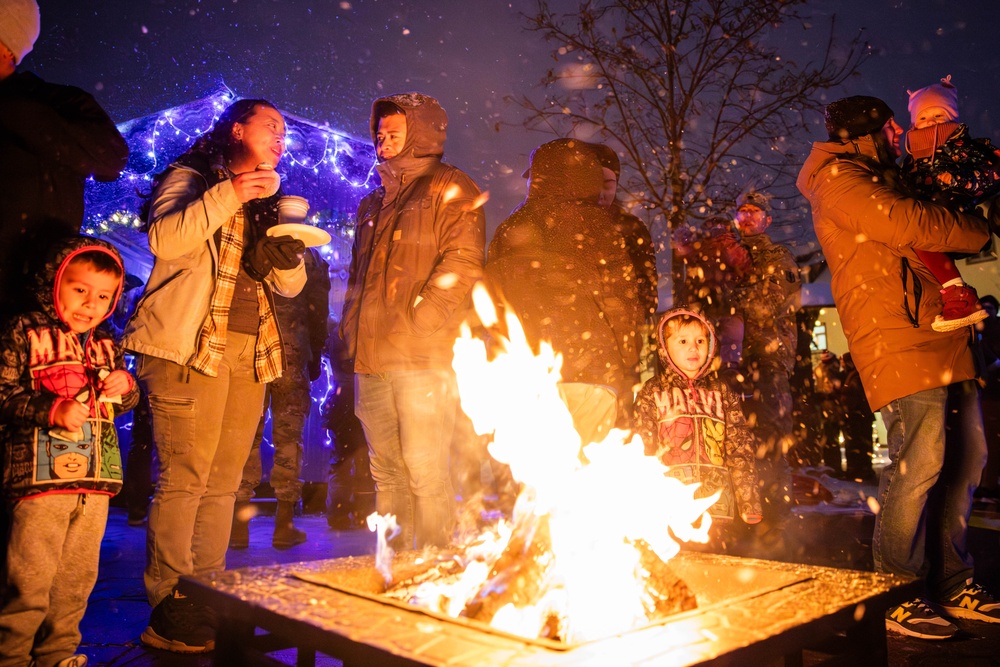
181;551;919;667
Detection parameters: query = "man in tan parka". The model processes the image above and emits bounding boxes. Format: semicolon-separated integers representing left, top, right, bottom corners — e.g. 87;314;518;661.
797;95;1000;641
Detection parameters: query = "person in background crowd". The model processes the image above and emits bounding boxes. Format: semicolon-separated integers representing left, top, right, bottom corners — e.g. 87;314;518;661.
798;94;1000;640
108;275;156;527
812;350;844;476
583;142;659;422
340;92;485;550
487;138;644;449
323;321;374;530
839;351;876;483
976;294;1000;499
123;98;306;653
730;190;801;525
0;0;128;320
0;237;139;667
673;215;751;394
231;248;329;549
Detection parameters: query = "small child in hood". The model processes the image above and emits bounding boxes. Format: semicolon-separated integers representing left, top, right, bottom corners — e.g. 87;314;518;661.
901;75;1000;332
633;309;762;551
0;236;140;667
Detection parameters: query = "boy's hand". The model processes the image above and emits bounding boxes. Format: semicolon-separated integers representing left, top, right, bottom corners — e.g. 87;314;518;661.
99;370;132;399
51;399;89;431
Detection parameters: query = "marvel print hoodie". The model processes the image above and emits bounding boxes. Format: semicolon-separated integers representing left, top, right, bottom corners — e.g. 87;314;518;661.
633;308;761;523
0;236;140;501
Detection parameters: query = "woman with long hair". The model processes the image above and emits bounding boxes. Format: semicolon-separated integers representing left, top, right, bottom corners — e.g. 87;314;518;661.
123;98;306;653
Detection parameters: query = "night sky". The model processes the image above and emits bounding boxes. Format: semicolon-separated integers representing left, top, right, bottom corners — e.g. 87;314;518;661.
24;0;1000;255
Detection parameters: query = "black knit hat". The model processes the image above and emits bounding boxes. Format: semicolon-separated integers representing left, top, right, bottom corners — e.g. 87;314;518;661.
824;96;895;142
584;142;621;179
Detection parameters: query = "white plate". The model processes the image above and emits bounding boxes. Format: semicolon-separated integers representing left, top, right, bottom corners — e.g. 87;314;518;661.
267;223;331;248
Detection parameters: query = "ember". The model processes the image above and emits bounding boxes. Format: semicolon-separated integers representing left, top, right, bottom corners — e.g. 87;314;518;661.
362;285;720;644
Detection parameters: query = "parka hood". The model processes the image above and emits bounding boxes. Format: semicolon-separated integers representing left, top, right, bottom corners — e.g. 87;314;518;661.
656;308;717;382
33;236;126;329
525;138;603;204
369;92;448;161
795;135;884;200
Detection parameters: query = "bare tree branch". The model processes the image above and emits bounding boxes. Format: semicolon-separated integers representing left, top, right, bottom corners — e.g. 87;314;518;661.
509;0;867;302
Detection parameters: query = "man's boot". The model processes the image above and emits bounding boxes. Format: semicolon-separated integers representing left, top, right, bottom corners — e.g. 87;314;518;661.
229;501;251;550
273;500;307;549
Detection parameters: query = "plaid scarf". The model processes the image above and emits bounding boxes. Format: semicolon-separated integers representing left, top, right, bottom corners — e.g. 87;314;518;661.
190;206;283;383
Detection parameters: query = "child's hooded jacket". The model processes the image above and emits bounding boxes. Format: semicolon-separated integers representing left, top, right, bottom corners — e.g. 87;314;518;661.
0;236;140;501
634;308;761;523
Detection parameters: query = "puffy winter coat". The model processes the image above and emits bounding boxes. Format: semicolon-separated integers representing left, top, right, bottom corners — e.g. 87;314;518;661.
486;139;644;400
340;93;486;372
796;135;989;411
0;236;140;500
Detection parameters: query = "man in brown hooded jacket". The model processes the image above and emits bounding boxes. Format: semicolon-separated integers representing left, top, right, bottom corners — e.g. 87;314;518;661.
340;93;485;550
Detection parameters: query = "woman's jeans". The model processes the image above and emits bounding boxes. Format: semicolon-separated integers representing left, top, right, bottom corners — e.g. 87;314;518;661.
139;333;266;606
874;380;986;600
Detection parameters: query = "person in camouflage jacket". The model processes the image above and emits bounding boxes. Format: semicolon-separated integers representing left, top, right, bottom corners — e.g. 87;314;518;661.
233;248;330;549
730;190;801;522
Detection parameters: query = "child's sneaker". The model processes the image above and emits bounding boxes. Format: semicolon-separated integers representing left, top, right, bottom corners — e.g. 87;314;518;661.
140;589;216;653
938;579;1000;623
885;597;957;639
932;284;988;332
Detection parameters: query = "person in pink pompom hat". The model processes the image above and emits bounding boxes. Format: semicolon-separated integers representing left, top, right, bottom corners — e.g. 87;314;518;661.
900;75;1000;332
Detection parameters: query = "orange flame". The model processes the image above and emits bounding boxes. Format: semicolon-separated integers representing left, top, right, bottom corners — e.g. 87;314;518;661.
372;284;718;643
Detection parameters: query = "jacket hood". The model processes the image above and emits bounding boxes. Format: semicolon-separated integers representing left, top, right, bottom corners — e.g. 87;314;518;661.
655;308;717;382
795;135;883;199
33;236;126;328
525;138;603;204
369;92;448;161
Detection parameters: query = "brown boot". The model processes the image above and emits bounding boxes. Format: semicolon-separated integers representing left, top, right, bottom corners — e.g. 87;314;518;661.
229;501;252;550
272;500;306;549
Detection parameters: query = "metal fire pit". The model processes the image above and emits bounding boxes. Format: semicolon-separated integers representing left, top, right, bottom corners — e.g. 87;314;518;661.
291;552;809;650
181;552;919;666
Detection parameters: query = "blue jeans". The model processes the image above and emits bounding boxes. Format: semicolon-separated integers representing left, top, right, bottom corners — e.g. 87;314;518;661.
874;381;986;600
138;333;266;605
355;370;457;549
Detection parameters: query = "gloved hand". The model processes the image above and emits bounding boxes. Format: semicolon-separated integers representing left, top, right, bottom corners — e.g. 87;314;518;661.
244;234;305;280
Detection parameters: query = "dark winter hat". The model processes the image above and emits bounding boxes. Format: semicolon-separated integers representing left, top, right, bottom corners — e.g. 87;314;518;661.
824;96;895;142
584;142;621;179
522;138;589;178
524;138;603;201
0;0;40;65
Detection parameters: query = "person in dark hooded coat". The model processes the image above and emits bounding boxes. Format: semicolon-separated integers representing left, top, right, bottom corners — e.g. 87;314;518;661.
340;92;486;551
487;138;645;447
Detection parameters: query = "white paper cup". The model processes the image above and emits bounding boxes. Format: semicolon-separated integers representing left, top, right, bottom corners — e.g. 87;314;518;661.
278;195;310;223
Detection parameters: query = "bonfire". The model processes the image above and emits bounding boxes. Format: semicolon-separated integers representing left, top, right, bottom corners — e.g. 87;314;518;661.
368;285;719;644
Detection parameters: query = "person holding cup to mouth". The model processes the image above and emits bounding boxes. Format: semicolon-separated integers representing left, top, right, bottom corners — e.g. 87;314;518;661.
123;99;306;654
